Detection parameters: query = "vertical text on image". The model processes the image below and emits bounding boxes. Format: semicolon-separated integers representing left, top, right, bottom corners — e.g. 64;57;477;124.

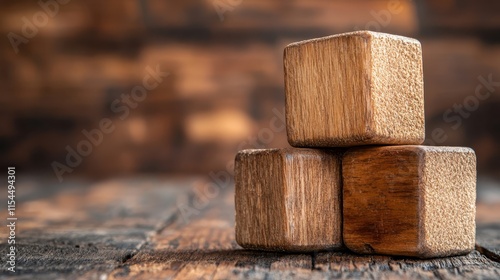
6;167;17;273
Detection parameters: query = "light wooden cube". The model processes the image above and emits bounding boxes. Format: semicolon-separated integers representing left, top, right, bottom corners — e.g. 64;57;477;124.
235;148;343;252
342;146;476;258
284;31;424;147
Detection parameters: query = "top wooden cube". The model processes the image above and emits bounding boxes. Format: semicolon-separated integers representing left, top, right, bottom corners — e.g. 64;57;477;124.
284;31;424;147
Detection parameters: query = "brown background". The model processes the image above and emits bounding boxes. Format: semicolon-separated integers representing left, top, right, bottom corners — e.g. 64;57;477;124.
1;0;499;184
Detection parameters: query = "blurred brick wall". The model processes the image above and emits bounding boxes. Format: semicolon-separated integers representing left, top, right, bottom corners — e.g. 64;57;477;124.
0;0;499;180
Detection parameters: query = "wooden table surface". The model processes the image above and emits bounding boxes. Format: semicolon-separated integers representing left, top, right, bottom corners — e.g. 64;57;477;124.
1;177;499;279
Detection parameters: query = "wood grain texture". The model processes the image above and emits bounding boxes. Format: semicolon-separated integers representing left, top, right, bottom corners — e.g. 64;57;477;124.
284;30;424;147
0;178;191;280
343;145;476;258
235;148;343;252
314;250;500;279
476;223;500;263
110;185;500;280
109;189;317;280
1;178;499;279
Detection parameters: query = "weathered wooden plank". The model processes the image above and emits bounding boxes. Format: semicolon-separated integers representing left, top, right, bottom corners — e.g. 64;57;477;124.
0;178;191;280
476;223;500;263
0;229;146;279
109;188;315;279
2;179;499;279
110;186;500;279
475;187;500;263
314;250;500;279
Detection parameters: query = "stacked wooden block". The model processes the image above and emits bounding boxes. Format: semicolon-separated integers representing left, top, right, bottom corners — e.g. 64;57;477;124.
234;31;477;258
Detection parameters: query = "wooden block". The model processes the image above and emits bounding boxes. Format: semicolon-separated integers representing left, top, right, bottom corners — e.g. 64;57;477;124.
284;31;424;147
342;145;476;258
235;148;343;252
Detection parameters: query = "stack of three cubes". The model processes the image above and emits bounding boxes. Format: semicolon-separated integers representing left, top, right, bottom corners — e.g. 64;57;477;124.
235;31;476;258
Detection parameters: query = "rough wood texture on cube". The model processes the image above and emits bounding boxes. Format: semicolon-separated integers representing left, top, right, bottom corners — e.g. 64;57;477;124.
235;148;343;252
342;145;476;258
284;30;424;147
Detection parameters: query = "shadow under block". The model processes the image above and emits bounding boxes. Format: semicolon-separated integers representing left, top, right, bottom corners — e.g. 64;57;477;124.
342;145;476;258
284;30;425;147
235;148;343;252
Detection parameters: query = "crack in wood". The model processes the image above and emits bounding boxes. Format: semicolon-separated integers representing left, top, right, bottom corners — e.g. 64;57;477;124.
476;244;500;263
311;252;317;270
